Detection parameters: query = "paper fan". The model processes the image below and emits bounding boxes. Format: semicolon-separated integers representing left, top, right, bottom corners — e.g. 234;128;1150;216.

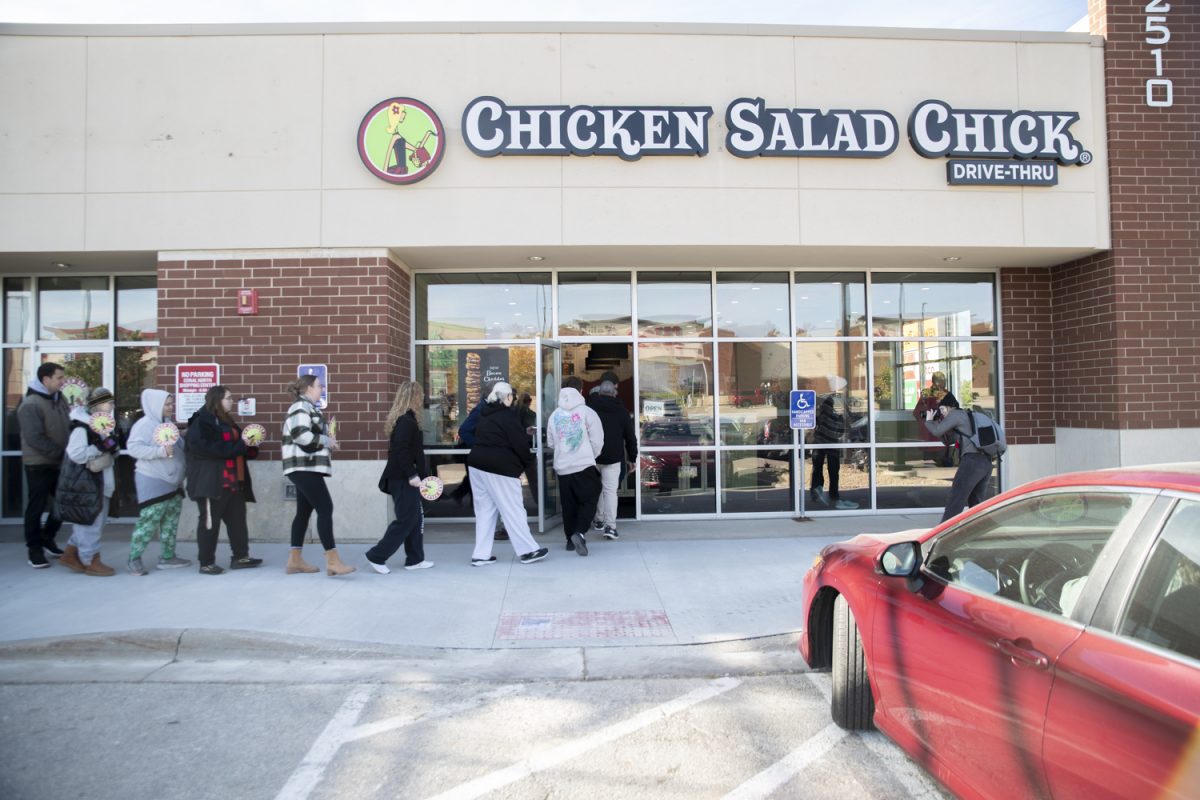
61;377;89;407
242;423;266;446
419;476;444;501
89;411;116;436
152;422;180;445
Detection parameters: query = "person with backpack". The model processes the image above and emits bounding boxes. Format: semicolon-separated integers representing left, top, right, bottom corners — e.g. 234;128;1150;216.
923;396;1007;522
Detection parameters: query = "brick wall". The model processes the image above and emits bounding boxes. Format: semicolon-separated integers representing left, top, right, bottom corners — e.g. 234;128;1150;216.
1000;267;1058;443
156;253;411;460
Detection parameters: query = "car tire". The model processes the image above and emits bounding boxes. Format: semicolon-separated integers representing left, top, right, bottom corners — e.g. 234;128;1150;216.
831;593;874;730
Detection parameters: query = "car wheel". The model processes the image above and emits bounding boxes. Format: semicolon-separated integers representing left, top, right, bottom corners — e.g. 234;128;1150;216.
831;593;874;730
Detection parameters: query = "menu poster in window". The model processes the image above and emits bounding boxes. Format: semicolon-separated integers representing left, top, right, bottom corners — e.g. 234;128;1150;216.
175;363;219;423
457;349;509;413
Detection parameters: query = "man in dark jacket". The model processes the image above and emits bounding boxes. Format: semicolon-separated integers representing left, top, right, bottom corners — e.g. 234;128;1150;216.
17;362;70;568
586;380;637;539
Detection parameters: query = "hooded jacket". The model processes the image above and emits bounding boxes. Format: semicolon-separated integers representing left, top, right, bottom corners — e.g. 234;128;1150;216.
16;379;71;467
66;406;117;498
127;389;187;506
467;401;535;478
585;393;638;465
546;387;603;476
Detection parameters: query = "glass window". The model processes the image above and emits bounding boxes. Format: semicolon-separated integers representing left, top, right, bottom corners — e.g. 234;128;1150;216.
718;341;791;446
871;273;995;338
115;346;157;441
421;453;538;518
926;491;1148;615
2;455;23;517
38;277;111;341
558;272;632;336
872;341;998;444
874;447;975;510
722;449;793;513
715;272;787;337
116;276;157;342
794;272;866;337
637;342;714;440
47;352;102;408
640;450;715;515
415;273;551;341
3;348;32;451
416;344;536;445
796;342;868;446
4;277;33;343
803;448;869;511
1120;500;1200;661
637;272;711;337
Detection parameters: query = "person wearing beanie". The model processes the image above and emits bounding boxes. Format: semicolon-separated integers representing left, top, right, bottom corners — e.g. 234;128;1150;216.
585;379;637;540
923;394;994;521
58;387;120;576
124;389;191;575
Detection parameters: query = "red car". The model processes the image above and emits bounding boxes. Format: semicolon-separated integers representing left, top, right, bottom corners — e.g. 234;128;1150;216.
799;464;1200;800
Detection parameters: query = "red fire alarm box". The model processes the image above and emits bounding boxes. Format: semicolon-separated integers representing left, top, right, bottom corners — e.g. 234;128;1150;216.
237;288;258;315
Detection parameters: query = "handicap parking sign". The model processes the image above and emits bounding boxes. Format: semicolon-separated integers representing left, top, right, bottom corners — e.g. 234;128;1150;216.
297;364;328;409
789;390;816;429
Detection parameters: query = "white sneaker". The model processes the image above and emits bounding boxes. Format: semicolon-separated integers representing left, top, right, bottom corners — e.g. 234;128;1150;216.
366;558;390;574
404;560;435;570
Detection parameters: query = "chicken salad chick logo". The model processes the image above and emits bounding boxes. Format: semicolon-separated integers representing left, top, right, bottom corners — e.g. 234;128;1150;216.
357;98;445;185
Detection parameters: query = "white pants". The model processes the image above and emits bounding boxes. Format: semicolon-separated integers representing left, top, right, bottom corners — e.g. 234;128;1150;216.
68;498;110;561
595;462;621;528
468;467;539;559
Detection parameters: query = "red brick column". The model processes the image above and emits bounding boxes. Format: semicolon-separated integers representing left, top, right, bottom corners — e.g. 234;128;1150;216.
1000;267;1058;443
156;252;411;459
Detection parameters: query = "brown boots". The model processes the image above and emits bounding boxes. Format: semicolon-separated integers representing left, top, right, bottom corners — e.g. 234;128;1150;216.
324;549;356;577
286;548;319;574
60;544;86;573
85;554;115;577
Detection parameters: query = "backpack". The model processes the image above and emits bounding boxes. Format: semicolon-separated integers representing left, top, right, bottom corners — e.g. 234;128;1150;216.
965;410;1007;459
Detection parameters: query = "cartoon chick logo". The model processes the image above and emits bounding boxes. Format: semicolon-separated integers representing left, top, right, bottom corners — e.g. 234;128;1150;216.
358;97;445;184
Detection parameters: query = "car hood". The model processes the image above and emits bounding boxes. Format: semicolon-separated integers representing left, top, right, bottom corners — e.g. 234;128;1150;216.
838;528;929;553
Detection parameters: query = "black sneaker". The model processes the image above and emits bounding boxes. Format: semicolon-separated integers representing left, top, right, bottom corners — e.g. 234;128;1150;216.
230;556;263;570
519;548;549;564
28;550;50;569
566;539;576;551
591;519;605;532
569;533;588;557
602;526;620;540
43;541;64;558
471;556;498;567
199;564;225;575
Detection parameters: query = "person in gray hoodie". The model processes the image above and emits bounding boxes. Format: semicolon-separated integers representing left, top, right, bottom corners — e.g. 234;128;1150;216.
923;395;994;521
546;376;604;556
125;389;192;575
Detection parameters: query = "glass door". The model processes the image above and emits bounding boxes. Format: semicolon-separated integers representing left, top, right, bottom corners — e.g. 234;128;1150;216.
535;337;561;533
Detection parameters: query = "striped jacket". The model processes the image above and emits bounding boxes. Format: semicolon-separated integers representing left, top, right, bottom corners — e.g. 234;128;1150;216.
282;399;332;475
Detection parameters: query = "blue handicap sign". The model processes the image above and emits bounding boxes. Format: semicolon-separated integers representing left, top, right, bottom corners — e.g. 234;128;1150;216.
790;390;816;430
297;364;328;409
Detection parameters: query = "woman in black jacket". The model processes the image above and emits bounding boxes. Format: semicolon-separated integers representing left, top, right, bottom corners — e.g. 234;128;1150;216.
466;381;547;566
185;385;262;575
365;381;434;573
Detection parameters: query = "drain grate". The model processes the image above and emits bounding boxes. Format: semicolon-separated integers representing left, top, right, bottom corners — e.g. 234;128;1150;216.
497;610;673;640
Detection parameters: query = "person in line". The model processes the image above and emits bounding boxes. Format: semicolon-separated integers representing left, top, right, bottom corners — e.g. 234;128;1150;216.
546;375;604;557
124;389;191;575
585;380;636;540
185;385;263;575
452;381;508;540
282;375;355;576
17;361;70;568
58;387;120;576
923;396;994;521
366;381;434;573
466;381;547;566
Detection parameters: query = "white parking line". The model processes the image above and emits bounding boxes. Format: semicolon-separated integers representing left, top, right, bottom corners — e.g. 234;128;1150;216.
424;676;743;800
723;722;849;800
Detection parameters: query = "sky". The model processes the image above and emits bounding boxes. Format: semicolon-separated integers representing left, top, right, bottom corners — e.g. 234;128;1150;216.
0;0;1089;31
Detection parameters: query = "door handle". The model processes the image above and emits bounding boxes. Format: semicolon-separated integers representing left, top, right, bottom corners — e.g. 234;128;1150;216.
997;638;1050;670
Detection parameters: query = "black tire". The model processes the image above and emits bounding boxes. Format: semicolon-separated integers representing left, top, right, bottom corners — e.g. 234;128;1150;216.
831;593;875;730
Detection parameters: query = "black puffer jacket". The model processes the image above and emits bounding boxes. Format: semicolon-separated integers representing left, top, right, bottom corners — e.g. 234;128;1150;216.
185;408;256;501
467;402;534;478
586;394;638;465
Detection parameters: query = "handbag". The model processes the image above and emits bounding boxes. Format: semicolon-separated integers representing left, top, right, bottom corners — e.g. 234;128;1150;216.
55;458;104;525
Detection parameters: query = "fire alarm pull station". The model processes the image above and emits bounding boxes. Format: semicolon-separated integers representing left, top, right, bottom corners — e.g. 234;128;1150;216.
237;288;258;315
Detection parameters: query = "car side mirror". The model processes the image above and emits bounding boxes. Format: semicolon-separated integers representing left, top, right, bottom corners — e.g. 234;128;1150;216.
878;541;925;592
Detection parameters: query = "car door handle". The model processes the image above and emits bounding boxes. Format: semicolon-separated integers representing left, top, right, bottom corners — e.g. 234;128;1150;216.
997;638;1050;670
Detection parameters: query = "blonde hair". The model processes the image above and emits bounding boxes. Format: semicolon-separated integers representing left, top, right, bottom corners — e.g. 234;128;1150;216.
385;381;424;433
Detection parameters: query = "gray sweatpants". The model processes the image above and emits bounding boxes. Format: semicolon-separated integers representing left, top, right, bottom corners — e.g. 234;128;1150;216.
68;498;110;561
940;453;994;522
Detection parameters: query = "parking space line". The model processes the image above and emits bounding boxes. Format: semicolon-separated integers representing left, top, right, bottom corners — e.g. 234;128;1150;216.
424;676;742;800
722;722;848;800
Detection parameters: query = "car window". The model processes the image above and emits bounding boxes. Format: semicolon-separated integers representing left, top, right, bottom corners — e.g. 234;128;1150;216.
925;491;1149;616
1118;499;1200;662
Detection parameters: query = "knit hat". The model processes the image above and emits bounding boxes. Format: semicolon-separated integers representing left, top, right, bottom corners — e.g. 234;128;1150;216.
597;380;618;396
86;386;114;411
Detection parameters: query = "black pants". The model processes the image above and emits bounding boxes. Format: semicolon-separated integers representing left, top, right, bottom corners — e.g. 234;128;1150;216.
195;492;250;566
811;450;841;500
559;467;601;541
366;479;425;566
23;465;63;552
287;472;336;550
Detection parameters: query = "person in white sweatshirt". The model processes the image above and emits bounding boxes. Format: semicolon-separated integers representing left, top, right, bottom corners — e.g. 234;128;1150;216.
58;387;120;577
545;376;604;556
125;389;191;575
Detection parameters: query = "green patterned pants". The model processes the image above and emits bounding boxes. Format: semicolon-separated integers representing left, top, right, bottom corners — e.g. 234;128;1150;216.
129;494;183;560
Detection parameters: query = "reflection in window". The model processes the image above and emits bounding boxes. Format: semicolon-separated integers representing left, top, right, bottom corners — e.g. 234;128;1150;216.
115;347;157;438
48;352;102;408
416;273;551;340
638;342;714;439
871;273;995;337
640;450;716;514
116;276;157;341
1120;500;1200;661
796;341;868;445
416;344;536;445
637;272;711;337
722;449;793;513
803;448;870;511
872;341;998;444
718;341;790;445
39;277;111;340
874;447;973;509
794;272;866;337
716;272;787;337
4;277;32;343
558;272;631;336
3;349;32;451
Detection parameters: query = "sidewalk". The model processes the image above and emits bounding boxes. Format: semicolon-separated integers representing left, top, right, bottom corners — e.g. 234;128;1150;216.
0;515;938;652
